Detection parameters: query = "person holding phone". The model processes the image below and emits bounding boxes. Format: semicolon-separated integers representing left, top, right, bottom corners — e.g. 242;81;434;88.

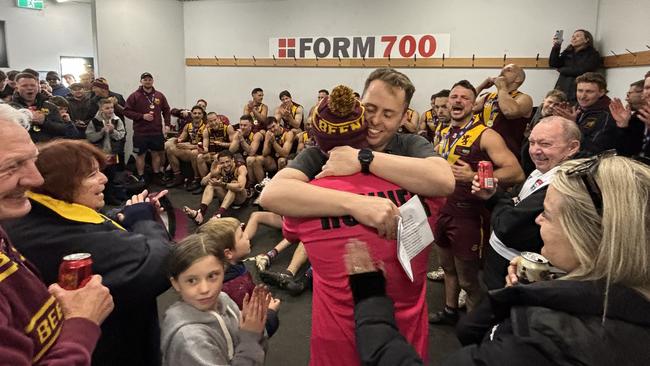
549;29;602;104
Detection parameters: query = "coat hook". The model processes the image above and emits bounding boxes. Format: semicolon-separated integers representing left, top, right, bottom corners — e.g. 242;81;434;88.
535;53;540;67
503;53;507;66
472;54;475;68
610;51;619;66
442;53;445;68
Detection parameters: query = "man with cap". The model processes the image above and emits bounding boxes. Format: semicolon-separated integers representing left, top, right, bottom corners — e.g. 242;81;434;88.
66;82;92;131
46;71;71;97
261;68;455;240
88;78;126;121
124;72;171;184
279;85;447;365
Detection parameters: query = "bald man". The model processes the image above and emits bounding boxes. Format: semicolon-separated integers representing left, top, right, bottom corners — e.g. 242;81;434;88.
474;64;534;157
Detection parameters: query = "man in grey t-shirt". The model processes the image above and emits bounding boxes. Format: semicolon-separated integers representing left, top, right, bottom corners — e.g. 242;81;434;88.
260;68;454;239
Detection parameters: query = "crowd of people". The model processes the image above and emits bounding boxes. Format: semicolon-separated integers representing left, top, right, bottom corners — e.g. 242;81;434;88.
0;28;649;366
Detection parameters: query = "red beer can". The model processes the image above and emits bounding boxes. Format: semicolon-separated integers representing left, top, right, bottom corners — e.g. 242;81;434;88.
478;161;494;189
58;253;93;290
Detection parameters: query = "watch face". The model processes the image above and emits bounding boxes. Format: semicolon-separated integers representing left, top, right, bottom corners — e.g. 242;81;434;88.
359;148;373;162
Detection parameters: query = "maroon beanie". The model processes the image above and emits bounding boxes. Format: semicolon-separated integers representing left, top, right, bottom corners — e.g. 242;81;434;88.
311;85;367;152
92;79;109;91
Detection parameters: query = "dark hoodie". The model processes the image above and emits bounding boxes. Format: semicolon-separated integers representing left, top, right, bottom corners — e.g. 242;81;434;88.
576;95;616;157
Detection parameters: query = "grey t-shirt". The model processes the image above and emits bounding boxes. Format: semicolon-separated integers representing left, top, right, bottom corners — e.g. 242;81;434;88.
288;134;438;180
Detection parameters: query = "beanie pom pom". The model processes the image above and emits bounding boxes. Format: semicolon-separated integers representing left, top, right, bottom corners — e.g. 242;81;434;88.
328;85;357;117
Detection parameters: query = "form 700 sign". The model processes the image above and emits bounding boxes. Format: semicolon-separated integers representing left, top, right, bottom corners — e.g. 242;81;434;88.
270;34;451;59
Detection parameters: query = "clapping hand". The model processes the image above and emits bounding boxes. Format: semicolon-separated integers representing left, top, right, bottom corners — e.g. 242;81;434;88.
609;98;632;128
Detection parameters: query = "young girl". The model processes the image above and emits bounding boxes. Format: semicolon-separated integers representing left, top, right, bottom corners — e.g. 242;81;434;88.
199;217;280;335
161;232;270;366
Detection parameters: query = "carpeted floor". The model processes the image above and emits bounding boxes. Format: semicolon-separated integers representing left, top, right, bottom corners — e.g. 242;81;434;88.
155;184;461;365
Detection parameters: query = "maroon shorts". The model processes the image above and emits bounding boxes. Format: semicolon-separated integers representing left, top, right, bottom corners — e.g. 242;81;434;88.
434;212;487;261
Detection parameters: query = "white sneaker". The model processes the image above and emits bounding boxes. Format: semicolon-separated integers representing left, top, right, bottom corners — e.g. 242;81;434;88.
426;267;445;281
458;289;468;309
255;254;270;272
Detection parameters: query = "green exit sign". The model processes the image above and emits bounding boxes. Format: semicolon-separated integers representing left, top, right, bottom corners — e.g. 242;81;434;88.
17;0;44;10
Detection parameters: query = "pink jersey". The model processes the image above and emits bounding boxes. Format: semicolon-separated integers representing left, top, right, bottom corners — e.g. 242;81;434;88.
283;173;445;366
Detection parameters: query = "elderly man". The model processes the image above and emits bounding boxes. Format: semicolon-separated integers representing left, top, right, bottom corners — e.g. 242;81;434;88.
0;105;114;365
472;116;580;289
474;63;534;157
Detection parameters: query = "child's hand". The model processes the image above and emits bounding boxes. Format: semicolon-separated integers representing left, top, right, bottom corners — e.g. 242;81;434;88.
240;285;271;334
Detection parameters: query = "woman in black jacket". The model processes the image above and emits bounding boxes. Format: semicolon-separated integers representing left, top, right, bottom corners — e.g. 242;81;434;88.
348;154;650;366
549;29;601;104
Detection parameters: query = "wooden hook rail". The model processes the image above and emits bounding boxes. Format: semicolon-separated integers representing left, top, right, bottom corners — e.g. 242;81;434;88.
185;49;650;69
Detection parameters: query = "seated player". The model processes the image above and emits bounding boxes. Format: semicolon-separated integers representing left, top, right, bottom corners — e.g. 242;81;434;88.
243;87;268;131
196;111;238;181
249;117;294;187
183;150;248;224
170;98;209;132
274;90;304;135
233;115;265;191
165;105;206;190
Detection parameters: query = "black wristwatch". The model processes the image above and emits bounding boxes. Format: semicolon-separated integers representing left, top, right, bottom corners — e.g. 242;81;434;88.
358;148;374;174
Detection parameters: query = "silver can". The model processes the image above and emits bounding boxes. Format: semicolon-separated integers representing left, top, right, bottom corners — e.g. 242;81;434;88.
516;252;552;284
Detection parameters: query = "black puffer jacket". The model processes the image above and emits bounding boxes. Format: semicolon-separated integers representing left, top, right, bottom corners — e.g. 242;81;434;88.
353;273;650;366
549;44;602;103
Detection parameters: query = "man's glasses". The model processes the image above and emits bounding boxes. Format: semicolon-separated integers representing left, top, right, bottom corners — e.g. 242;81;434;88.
565;149;616;216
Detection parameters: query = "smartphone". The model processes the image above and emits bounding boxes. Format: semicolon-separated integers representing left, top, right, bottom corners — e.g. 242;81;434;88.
554;30;564;43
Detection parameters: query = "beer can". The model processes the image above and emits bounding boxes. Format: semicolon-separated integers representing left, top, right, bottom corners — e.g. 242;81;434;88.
58;253;93;290
478;161;494;189
516;252;552;284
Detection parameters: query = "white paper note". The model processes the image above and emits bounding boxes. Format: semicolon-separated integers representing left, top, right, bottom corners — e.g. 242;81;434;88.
397;195;434;281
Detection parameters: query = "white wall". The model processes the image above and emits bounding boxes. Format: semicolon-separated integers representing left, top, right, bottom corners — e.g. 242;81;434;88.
596;0;649;99
95;0;185;156
0;0;93;73
183;0;599;121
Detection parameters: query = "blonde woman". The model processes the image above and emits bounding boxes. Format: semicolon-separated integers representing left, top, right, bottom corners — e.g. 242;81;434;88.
347;152;650;365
